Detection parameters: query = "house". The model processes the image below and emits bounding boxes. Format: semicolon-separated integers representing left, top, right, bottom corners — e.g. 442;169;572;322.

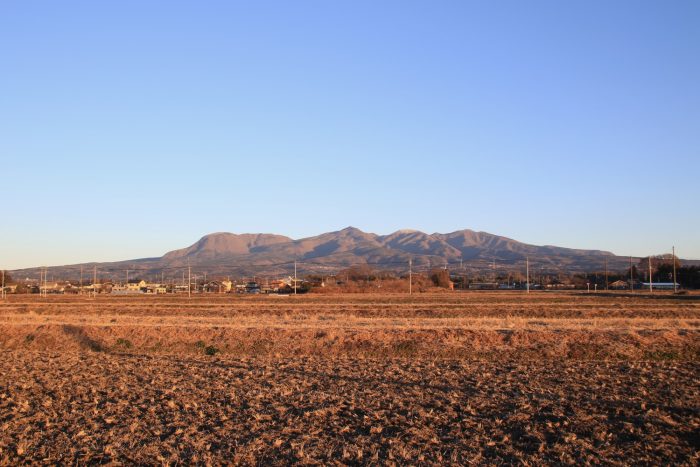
609;280;629;290
40;283;64;294
204;281;229;293
126;280;147;291
82;283;103;293
245;282;261;294
112;280;146;294
144;283;167;294
269;279;287;292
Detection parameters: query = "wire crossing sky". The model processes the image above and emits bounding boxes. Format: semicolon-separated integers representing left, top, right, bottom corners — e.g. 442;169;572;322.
1;1;698;269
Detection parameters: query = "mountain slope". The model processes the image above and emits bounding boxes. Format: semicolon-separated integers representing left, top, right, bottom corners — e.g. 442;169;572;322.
162;232;292;261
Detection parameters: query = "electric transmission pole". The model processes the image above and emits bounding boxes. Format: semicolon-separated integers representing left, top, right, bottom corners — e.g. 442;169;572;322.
648;256;653;292
629;256;633;291
672;246;678;293
605;258;608;291
408;259;412;295
294;261;297;295
526;257;530;294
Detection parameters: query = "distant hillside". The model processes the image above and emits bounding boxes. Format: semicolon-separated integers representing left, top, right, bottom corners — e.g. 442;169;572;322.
11;227;673;280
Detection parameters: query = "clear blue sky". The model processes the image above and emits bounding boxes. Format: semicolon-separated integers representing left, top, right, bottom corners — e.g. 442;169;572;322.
1;1;698;269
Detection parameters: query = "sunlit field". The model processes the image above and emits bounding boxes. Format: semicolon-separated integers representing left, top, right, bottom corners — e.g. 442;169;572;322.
1;292;698;464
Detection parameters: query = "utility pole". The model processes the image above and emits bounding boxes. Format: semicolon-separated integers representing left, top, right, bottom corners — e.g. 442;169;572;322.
294;261;297;295
188;264;191;299
409;259;412;295
605;258;608;291
1;269;5;300
93;266;97;297
629;256;633;291
126;269;129;287
672;246;678;293
648;256;653;293
526;257;530;294
80;266;83;295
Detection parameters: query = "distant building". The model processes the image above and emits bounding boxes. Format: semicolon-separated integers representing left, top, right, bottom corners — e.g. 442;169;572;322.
641;282;679;290
468;282;498;290
269;279;287;291
126;280;147;291
40;282;64;294
609;280;629;289
245;282;261;294
144;283;167;294
204;281;230;293
112;280;146;294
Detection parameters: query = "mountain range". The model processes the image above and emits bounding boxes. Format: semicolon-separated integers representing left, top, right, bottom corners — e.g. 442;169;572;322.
12;227;659;280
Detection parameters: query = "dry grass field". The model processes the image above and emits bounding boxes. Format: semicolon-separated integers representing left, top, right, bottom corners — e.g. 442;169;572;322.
0;292;698;464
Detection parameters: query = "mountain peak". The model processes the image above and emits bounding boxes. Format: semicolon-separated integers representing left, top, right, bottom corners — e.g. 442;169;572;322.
339;226;364;233
162;231;291;260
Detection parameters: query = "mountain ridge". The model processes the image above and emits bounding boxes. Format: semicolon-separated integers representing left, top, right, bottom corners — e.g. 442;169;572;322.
9;226;656;279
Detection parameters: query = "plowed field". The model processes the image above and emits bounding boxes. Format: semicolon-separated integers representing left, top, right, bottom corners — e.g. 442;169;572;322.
0;292;698;464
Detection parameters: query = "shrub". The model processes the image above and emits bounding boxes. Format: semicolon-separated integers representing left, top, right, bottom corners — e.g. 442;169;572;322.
204;345;219;356
429;268;452;288
116;338;133;349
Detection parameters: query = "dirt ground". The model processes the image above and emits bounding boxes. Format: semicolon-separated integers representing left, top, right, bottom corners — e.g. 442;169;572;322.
0;292;698;464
